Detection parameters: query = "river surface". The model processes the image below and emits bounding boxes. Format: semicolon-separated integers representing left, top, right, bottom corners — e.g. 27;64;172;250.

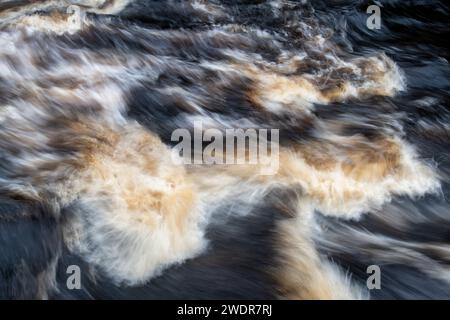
0;0;448;299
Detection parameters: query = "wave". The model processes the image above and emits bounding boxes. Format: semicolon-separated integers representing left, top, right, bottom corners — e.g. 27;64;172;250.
0;0;448;299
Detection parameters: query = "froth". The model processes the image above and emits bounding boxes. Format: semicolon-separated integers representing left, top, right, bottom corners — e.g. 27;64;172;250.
64;124;208;285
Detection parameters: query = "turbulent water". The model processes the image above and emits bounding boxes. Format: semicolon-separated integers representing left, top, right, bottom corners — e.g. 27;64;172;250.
0;0;449;299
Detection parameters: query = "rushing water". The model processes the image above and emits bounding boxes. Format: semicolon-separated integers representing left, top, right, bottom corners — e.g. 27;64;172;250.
0;0;448;299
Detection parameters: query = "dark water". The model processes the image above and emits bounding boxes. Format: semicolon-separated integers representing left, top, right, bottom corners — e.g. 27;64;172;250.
0;0;449;299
